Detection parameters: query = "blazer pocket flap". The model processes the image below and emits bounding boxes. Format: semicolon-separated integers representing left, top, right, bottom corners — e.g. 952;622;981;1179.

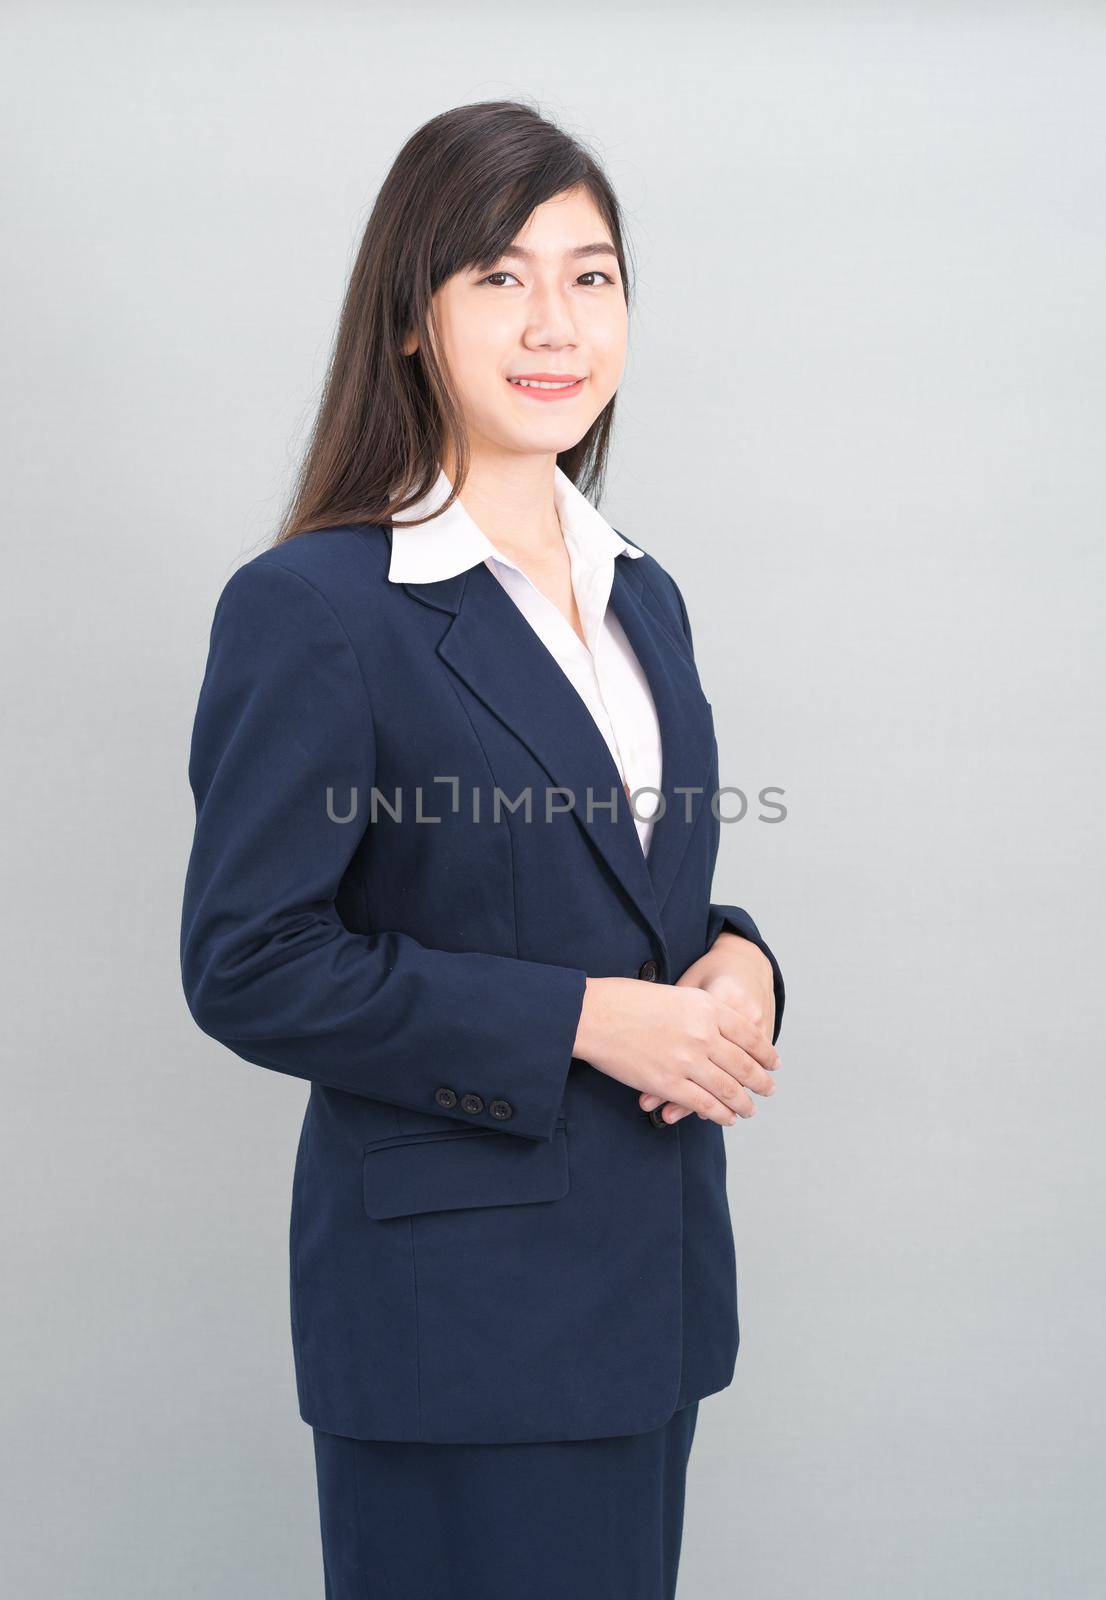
362;1118;569;1221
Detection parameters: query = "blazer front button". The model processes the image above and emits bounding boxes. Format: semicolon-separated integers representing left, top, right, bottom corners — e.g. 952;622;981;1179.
460;1092;484;1114
648;1107;669;1128
434;1086;458;1109
638;958;659;981
489;1098;513;1121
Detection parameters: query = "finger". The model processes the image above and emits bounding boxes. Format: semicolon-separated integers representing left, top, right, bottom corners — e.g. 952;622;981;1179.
711;1044;778;1098
658;1102;693;1124
692;1060;765;1117
716;1003;781;1072
676;1078;755;1126
640;1092;688;1116
641;1094;695;1121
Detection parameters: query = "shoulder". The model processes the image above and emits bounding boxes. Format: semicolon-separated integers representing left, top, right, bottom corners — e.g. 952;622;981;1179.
250;522;390;597
610;528;692;646
212;523;392;628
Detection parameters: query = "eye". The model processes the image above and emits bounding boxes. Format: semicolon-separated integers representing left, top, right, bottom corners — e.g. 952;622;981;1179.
476;269;618;288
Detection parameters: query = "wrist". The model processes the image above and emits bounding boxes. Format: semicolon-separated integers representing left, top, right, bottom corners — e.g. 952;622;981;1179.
573;975;638;1062
706;931;772;979
572;975;604;1060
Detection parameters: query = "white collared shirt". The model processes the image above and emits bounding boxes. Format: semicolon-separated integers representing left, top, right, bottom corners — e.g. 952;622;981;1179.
388;466;663;856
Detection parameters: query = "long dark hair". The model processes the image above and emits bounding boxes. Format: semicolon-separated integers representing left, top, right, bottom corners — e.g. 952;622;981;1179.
270;98;635;546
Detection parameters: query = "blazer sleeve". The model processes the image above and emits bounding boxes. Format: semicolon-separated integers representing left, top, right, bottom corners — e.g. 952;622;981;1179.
668;573;786;1045
179;556;588;1142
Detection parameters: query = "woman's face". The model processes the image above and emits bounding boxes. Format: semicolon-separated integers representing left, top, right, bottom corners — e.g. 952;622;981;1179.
418;185;628;465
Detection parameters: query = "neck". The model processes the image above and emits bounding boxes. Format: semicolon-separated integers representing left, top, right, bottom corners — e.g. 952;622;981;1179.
444;447;565;565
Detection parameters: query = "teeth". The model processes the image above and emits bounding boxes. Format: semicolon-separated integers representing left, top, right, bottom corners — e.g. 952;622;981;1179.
509;377;580;389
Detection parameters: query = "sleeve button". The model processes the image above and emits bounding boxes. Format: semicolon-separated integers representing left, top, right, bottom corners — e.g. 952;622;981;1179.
489;1099;513;1121
460;1092;484;1114
434;1086;458;1109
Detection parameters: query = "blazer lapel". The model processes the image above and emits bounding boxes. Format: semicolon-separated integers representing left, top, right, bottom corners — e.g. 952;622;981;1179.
399;553;713;956
608;556;714;916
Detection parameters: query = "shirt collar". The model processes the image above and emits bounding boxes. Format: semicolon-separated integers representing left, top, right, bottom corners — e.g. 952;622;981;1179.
386;464;643;584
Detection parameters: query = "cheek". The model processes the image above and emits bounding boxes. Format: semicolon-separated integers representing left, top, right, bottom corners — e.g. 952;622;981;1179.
589;310;628;373
588;332;627;400
444;337;506;424
450;315;516;404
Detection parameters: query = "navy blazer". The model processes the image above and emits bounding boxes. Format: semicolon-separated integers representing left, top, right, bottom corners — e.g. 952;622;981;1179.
180;520;785;1444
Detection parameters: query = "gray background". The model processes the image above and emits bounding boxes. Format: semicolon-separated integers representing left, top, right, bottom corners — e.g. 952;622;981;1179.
3;3;1104;1596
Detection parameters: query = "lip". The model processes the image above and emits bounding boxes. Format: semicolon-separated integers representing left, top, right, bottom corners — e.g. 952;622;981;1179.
506;373;586;402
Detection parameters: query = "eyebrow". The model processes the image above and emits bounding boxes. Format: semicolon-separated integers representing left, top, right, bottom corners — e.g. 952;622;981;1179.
497;242;619;263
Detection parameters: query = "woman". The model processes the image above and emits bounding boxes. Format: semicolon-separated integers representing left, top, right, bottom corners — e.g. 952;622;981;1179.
180;99;785;1600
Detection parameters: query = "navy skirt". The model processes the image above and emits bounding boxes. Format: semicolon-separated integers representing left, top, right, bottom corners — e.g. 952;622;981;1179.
311;1400;700;1599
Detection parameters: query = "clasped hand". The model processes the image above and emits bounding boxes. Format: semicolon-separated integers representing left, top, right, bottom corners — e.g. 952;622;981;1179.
639;935;779;1125
572;933;781;1128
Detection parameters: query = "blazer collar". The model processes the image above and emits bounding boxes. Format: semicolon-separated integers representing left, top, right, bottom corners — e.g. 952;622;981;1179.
393;533;714;960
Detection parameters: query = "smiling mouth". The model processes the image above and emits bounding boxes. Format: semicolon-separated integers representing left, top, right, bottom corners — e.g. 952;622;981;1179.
506;375;586;398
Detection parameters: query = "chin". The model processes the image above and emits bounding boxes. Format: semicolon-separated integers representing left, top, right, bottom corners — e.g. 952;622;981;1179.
497;426;580;455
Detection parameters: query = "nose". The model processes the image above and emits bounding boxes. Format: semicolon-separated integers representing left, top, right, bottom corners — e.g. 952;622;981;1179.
523;285;578;349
